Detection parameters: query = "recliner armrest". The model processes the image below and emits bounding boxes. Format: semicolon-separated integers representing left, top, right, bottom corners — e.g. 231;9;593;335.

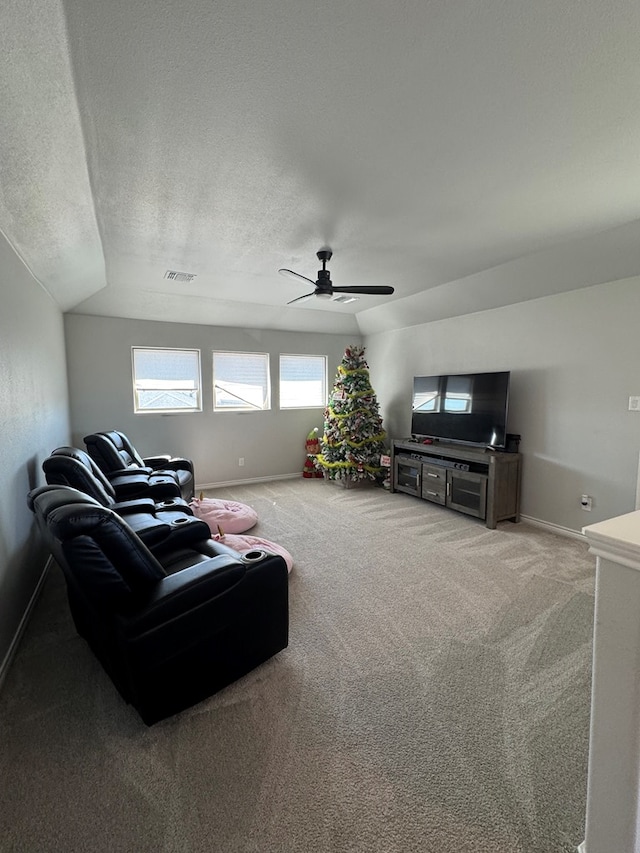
144;455;193;473
121;552;288;681
113;496;192;516
154;497;193;515
142;455;172;469
106;468;181;501
113;498;157;515
107;467;154;479
125;555;247;632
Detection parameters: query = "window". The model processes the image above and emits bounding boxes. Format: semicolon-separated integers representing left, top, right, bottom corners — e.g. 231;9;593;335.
279;354;327;409
414;376;471;414
213;351;270;411
132;347;202;413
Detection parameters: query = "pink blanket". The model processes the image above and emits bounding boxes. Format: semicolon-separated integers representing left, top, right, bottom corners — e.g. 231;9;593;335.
213;532;293;574
189;497;258;534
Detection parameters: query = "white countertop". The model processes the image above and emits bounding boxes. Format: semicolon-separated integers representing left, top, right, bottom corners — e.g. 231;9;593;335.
583;509;640;569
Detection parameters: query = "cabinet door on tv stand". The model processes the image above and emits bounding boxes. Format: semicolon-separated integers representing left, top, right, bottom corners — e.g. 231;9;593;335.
393;456;421;497
446;471;487;520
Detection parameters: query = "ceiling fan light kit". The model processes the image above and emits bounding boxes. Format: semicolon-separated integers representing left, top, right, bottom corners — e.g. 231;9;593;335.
279;247;394;306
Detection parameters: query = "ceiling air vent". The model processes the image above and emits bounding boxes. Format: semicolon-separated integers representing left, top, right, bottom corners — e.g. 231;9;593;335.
332;294;359;304
164;270;197;282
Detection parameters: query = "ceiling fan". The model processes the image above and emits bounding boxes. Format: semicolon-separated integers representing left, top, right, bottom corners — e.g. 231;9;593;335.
279;248;394;305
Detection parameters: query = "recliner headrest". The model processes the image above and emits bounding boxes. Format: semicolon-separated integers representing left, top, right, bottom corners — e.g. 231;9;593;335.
50;446;116;489
104;431;145;466
84;431;145;471
28;484;102;518
43;451;115;505
29;486;166;597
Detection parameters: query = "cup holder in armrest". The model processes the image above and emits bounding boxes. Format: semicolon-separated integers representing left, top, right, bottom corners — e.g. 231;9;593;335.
172;516;190;525
241;549;268;564
161;499;177;507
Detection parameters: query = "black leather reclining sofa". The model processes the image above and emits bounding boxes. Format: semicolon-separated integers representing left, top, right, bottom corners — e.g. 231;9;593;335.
84;430;195;501
28;485;288;725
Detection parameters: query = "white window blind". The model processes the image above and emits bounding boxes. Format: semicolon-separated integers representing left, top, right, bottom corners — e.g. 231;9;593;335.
213;351;271;411
279;354;327;409
132;348;202;413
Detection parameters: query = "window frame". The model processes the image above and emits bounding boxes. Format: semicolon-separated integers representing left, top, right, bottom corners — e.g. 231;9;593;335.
212;350;271;412
279;353;328;410
131;346;203;414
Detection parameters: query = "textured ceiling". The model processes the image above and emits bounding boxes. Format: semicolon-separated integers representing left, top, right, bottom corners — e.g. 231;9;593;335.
2;0;640;335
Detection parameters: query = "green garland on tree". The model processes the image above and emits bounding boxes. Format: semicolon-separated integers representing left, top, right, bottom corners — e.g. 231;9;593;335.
316;345;387;483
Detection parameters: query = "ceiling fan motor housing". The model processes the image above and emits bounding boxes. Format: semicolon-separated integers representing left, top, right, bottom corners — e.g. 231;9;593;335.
317;268;332;289
316;248;333;290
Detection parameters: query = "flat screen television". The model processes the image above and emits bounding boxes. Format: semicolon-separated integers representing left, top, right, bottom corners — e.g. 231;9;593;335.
411;371;510;449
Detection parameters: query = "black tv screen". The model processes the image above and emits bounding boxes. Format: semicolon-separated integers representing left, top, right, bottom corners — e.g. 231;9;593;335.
411;371;510;448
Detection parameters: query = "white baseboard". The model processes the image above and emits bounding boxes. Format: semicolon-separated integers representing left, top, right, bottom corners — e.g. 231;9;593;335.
519;514;586;542
0;557;52;693
194;482;589;543
577;841;586;853
195;472;302;491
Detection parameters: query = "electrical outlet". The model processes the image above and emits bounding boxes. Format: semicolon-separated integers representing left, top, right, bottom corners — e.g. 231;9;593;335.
581;494;593;511
629;396;640;411
238;457;245;467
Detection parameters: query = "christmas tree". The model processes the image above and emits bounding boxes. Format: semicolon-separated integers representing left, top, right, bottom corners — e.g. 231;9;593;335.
316;345;387;483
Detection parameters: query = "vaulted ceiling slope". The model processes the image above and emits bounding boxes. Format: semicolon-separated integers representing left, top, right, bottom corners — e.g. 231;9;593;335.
2;0;640;335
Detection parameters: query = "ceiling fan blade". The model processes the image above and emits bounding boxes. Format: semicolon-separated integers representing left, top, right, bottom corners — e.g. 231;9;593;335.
287;291;316;305
331;285;395;295
279;248;395;306
279;268;316;286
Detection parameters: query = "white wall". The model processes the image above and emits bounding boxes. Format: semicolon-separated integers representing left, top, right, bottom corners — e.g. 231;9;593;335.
364;276;640;533
64;314;360;486
0;233;70;682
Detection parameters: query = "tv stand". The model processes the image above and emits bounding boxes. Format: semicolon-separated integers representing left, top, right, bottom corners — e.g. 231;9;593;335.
391;439;521;529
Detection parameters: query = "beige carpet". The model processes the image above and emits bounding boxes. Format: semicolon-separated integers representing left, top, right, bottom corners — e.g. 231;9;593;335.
0;479;595;852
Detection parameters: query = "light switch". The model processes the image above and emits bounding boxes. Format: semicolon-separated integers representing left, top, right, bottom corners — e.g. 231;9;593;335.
629;396;640;411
